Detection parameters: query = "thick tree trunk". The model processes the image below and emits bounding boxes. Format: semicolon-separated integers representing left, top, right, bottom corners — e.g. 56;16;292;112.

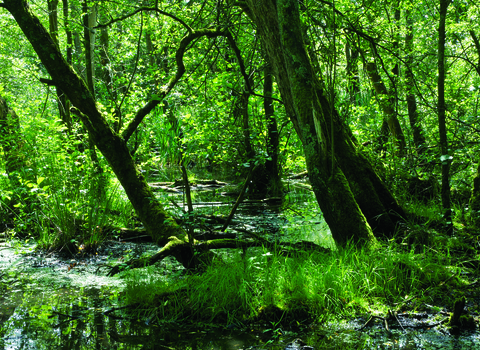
438;0;452;228
244;0;404;243
3;0;185;245
245;0;375;246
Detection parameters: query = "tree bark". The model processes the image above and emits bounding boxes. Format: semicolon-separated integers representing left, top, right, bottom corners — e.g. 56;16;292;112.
244;0;376;246
405;8;426;153
2;0;185;246
244;0;405;243
438;0;452;228
0;94;31;184
264;61;283;197
366;61;406;156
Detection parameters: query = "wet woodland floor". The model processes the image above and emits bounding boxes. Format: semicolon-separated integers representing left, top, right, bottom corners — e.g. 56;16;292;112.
0;177;479;349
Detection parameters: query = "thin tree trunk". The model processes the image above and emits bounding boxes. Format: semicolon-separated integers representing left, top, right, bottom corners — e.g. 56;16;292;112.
366;61;406;156
48;0;70;131
345;41;360;106
236;91;254;161
264;61;283;197
405;8;426;153
83;0;96;95
438;0;452;228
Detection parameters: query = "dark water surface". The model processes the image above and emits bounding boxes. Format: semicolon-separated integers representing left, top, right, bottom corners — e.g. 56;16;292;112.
0;179;479;349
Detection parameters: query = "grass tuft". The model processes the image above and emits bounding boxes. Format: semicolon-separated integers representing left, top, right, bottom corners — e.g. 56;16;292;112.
121;241;457;327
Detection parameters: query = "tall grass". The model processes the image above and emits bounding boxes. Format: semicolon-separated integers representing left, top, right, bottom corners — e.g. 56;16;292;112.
122;242;455;326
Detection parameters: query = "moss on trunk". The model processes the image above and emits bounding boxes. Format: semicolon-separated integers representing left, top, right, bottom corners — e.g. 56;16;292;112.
469;161;480;227
3;0;185;245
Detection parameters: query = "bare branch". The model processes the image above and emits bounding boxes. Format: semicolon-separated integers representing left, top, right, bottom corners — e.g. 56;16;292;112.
121;28;228;142
95;6;192;34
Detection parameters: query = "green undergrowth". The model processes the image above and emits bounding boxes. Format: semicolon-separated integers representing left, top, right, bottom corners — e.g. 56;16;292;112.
121;241;460;328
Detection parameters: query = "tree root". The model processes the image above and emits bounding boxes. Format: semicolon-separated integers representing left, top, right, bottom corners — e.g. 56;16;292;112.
106;235;330;276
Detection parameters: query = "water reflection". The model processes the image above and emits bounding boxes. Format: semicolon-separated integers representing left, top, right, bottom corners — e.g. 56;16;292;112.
0;181;478;349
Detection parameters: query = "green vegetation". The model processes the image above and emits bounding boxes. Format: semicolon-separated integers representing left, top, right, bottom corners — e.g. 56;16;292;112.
121;238;463;328
0;0;480;347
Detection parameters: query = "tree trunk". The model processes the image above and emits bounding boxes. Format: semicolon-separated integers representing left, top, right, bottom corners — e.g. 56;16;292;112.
2;0;186;246
47;0;71;131
83;0;96;95
245;0;375;246
244;0;405;243
469;160;480;227
264;61;283;197
0;94;31;184
366;61;406;156
345;41;360;106
405;8;426;153
438;0;452;228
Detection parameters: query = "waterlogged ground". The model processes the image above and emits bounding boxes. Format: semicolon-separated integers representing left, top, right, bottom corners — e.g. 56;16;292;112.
0;179;479;349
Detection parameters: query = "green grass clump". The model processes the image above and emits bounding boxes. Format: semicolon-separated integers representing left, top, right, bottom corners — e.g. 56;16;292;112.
122;242;456;326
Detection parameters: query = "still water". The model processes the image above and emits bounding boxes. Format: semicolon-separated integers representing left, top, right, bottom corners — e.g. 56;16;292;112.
0;179;479;349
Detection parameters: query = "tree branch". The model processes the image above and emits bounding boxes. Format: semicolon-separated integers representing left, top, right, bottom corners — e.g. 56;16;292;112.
95;6;192;34
122;27;228;142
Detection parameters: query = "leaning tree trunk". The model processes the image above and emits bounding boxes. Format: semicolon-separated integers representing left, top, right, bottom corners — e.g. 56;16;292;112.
244;0;405;243
244;0;375;247
2;0;185;246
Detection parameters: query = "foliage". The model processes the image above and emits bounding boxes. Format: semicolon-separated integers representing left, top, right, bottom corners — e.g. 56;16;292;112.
122;241;457;326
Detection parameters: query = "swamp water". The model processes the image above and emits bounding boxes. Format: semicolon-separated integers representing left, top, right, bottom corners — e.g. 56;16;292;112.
0;179;479;349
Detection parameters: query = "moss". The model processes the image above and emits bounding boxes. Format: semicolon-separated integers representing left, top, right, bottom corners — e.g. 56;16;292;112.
469;165;480;227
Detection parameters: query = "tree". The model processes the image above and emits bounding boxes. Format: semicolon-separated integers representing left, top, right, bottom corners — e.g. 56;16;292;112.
242;0;406;246
0;92;30;184
0;0;190;246
438;0;452;229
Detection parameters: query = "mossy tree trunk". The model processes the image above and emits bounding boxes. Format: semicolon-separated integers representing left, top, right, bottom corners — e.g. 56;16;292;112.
244;0;405;244
0;94;31;184
244;0;375;246
438;0;452;229
2;0;187;245
469;160;480;227
264;61;283;197
366;61;406;156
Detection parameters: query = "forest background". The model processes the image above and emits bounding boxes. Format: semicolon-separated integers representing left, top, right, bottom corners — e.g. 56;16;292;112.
0;0;480;334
